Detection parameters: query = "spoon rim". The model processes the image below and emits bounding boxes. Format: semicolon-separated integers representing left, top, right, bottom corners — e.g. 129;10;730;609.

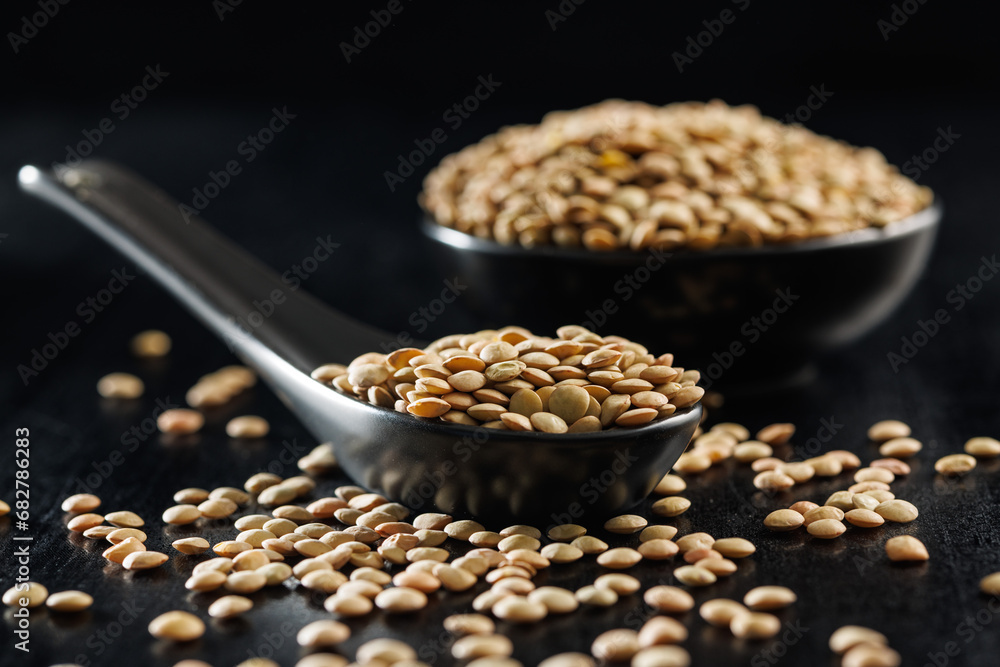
420;201;941;261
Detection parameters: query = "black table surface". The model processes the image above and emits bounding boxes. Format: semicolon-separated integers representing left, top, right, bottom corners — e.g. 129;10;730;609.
2;101;999;667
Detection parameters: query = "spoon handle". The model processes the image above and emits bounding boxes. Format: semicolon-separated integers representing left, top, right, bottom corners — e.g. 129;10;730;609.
18;160;393;371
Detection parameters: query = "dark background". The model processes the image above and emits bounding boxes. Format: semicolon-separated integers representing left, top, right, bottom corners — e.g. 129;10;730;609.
2;1;1000;666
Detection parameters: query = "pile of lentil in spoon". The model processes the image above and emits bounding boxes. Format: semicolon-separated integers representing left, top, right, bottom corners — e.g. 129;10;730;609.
310;325;705;433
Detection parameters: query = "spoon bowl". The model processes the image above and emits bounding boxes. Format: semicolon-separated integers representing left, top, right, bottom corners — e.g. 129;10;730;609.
18;160;701;524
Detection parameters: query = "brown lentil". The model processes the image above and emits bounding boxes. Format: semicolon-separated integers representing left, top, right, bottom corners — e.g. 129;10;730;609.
591;629;640;662
935;453;977;476
46;590;93;612
829;625;889;654
652;496;691;517
731;612;782;639
226;415;270;438
699;598;748;627
764;509;804;531
3;582;47;608
209;595;254;619
879;437;922;458
97;372;145;399
874;499;918;523
157;408;204;435
868;420;911;441
575;585;618;607
644;585;694;612
845;509;885;528
61;493;102;513
885;535;929;561
743;586;796;610
807;519;846;539
632;646;691;667
148;611;205;642
842;645;901;667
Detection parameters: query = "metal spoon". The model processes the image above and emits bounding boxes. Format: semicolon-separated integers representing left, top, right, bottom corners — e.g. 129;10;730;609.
18;160;700;524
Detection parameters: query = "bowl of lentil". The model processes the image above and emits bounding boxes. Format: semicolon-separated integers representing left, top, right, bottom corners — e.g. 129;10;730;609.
420;100;940;386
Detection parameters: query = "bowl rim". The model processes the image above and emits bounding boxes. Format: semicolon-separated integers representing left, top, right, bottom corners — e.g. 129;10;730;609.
421;200;942;261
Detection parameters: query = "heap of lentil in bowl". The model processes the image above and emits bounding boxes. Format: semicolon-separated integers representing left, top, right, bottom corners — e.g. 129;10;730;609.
420;99;933;251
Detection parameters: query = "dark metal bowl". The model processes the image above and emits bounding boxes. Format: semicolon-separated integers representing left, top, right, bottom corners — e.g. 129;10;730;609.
422;204;941;389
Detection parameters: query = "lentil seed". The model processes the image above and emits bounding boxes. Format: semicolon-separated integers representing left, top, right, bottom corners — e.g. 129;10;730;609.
46;590;93;612
966;437;1000;458
97;372;145;399
807;519;846;539
935;453;977;476
643;586;694;612
874;500;918;523
699;599;748;627
226;415;270;438
591;629;639;662
575;585;618;607
879;437;922;458
743;586;797;610
731;612;782;639
868;420;911;441
453;634;514;660
637;615;688;646
61;493;102;513
3;582;48;608
712;537;755;558
173;537;211;555
979;572;1000;595
829;626;889;654
845;509;885;528
885;535;929;561
157;408;204;434
651;497;691;517
122;550;168;570
209;595;254;619
296;620;351;647
162;505;201;525
603;514;647;534
375;587;428;613
632;646;691;667
148;611;205;642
